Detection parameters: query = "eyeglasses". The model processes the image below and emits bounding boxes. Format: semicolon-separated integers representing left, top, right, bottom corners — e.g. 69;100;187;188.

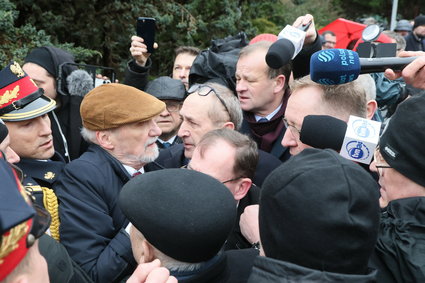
164;101;182;113
282;118;301;137
373;145;391;175
222;176;244;184
188;84;231;117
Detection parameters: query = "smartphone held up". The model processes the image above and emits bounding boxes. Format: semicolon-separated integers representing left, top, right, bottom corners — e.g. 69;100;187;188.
137;17;156;53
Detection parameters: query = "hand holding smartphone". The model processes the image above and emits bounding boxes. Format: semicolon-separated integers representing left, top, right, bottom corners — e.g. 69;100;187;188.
136;17;156;53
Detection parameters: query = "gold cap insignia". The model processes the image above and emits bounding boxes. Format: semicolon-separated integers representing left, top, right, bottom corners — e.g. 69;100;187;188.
10;62;25;78
44;172;55;180
0;85;20;107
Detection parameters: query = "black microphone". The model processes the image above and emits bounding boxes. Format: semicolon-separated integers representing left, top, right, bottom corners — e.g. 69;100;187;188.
359;56;417;73
300;115;347;151
266;21;312;69
310;49;419;85
66;69;94;97
266;38;295;69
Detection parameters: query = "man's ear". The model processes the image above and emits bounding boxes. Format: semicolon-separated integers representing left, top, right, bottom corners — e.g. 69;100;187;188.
221;122;235;130
233;178;252;201
96;130;114;150
141;239;156;263
366;100;378;120
273;74;286;94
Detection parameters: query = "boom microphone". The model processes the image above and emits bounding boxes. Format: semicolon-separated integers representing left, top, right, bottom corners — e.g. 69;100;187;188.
310;49;418;85
300;115;347;151
66;69;95;97
266;21;311;69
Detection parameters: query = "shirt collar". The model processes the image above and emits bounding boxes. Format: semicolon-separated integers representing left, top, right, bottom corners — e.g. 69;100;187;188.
123;164;145;176
255;103;283;122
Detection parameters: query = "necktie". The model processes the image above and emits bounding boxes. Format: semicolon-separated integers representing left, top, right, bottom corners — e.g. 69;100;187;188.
258;118;268;123
132;171;142;178
162;142;171;148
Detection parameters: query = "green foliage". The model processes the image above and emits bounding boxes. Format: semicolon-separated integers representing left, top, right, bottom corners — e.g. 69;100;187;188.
0;0;99;68
4;0;363;79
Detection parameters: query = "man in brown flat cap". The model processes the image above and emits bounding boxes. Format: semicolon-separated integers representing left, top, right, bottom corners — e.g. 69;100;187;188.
54;83;165;283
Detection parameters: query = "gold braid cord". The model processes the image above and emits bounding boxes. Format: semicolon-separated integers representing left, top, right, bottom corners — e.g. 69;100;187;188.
41;187;60;241
0;222;28;264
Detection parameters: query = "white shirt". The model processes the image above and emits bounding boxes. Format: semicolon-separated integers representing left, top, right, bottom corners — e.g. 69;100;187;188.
254;103;283;122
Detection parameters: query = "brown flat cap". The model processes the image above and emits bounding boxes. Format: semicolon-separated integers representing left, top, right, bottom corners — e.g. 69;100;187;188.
81;83;165;130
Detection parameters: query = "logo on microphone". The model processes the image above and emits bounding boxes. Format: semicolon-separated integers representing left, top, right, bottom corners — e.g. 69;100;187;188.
345;141;370;160
352;120;377;138
317;78;335;85
317;50;335;63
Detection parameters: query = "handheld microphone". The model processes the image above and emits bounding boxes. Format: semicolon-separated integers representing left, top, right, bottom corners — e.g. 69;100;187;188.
266;21;311;69
310;49;418;85
67;69;94;97
339;115;381;164
300;115;347;151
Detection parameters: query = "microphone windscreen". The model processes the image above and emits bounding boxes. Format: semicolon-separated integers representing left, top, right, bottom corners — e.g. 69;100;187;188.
67;69;94;97
300;115;347;151
265;38;294;69
310;49;360;85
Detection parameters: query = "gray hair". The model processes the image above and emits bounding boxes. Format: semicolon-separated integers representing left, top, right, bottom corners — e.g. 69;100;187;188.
202;82;243;130
80;127;97;144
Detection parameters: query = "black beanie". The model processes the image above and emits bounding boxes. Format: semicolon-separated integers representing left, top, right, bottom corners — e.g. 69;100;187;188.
379;95;425;187
0;121;8;144
24;46;75;79
413;15;425;30
259;148;380;275
119;168;236;263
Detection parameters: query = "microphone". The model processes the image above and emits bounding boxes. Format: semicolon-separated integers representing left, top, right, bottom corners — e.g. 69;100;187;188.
340;115;381;164
266;21;311;69
310;49;418;85
300;115;347;151
66;69;94;97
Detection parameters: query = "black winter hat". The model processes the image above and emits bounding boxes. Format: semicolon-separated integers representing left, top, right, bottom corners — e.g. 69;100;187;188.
379;95;425;187
145;76;186;101
413;15;425;30
24;46;75;78
259;148;380;275
119;168;236;263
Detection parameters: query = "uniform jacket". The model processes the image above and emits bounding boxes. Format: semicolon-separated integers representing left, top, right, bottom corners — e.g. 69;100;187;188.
248;256;377;283
18;155;93;283
370;197;425;283
18;152;65;241
55;144;136;283
146;144;282;187
174;249;258;283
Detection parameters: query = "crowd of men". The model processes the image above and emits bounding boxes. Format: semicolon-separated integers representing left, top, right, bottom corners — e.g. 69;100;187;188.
1;12;425;283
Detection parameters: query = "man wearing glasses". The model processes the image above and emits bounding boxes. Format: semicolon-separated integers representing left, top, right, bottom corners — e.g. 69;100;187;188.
281;76;368;156
148;82;281;187
145;76;186;150
321;30;337;50
188;128;260;250
368;94;425;282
